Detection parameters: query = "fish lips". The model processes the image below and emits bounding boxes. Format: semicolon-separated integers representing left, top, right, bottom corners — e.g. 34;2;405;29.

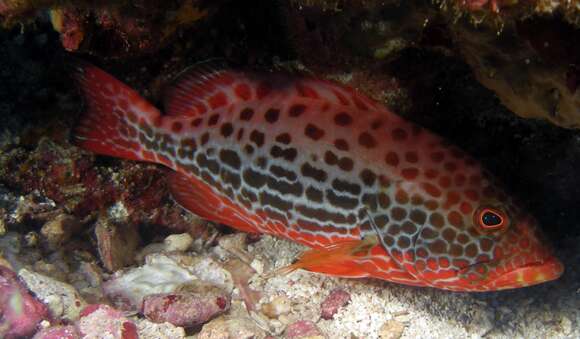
483;257;564;290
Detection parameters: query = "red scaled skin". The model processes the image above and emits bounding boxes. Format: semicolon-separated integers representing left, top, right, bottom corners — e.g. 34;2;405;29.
72;61;564;291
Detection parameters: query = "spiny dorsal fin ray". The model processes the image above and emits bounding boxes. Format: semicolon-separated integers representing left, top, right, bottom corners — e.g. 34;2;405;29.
163;59;236;117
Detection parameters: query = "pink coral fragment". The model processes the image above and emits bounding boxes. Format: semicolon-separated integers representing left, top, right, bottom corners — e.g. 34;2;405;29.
32;325;80;339
320;288;351;320
0;266;49;339
142;292;230;328
285;320;323;338
76;304;138;339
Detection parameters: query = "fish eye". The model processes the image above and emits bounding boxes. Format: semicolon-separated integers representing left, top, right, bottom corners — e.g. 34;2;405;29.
474;206;508;232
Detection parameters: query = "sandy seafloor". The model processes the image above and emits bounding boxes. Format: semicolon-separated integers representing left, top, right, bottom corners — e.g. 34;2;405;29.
248;235;579;339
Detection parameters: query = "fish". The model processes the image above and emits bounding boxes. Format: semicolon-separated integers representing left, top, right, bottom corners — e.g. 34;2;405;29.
71;60;564;291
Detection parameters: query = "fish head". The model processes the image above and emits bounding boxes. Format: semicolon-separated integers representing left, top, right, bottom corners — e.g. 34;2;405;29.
408;171;563;291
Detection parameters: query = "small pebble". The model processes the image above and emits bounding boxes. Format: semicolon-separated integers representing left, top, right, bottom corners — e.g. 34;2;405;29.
262;295;291;319
219;233;253;263
250;257;266;274
163;233;193;252
378;319;405;339
78;262;103;288
40;214;80;250
285;320;323;339
24;231;39;247
560;315;572;335
135;318;186;339
18;268;87;321
0;217;6;236
95;217;140;272
320;288;351;320
198;316;267;339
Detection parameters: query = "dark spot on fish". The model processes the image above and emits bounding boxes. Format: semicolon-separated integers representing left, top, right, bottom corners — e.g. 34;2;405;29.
305;124;325;140
334;112;353;126
324;151;338;165
305;186;323;203
301;162;327;182
275;133;291;145
219;149;242;169
200;132;210;146
244;144;254;155
191;118;203;127
250;130;265;147
208;114;220;126
334;139;349;151
289;104;306;117
358;132;377;149
338;157;354;172
360;169;376;186
331;178;361;195
237;128;245;141
243;168;267;188
264;108;280;123
220;123;234;138
240;108;254;121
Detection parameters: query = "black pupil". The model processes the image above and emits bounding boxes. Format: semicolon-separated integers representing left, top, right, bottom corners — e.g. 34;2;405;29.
482;212;502;226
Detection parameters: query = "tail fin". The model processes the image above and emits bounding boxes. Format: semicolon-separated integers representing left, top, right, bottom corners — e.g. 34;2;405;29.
71;60;161;162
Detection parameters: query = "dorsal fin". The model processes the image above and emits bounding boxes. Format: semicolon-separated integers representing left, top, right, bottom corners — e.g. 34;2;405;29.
163;61;383;118
163;60;239;117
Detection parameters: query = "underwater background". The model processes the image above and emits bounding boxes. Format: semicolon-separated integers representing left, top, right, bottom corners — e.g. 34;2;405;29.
0;0;579;338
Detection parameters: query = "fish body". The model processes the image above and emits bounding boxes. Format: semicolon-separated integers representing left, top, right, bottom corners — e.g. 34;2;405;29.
73;61;563;291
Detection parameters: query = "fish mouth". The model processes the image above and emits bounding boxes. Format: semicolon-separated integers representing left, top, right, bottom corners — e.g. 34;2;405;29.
484;257;564;290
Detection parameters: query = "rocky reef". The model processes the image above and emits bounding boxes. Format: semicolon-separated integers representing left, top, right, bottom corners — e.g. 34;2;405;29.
0;0;579;338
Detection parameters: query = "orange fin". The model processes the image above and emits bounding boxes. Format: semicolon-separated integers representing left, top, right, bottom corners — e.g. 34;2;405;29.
280;237;379;278
72;60;161;162
167;171;261;234
277;235;425;286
